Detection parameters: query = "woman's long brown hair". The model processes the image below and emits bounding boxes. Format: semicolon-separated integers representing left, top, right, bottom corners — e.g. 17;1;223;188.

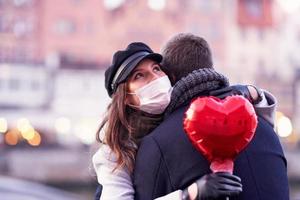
96;83;137;173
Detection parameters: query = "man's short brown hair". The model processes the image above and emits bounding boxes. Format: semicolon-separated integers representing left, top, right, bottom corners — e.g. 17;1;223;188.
161;33;213;84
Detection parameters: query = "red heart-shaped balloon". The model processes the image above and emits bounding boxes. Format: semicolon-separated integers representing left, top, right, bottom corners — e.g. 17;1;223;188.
183;96;257;173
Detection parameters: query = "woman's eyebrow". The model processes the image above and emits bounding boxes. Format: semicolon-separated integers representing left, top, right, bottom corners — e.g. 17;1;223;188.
129;69;143;79
132;68;143;74
153;62;161;67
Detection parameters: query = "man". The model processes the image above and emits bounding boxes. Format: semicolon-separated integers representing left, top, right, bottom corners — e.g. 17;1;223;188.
133;33;289;200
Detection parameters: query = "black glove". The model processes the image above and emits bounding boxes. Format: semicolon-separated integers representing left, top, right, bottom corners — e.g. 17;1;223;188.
182;172;242;200
209;84;253;103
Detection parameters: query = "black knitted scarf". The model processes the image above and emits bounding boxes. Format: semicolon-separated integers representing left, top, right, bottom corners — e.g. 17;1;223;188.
164;68;229;116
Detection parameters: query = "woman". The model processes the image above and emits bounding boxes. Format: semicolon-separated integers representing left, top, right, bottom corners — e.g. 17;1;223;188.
93;42;276;200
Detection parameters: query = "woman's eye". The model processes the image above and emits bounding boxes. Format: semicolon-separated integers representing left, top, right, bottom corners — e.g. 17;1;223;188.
153;66;161;72
134;73;144;80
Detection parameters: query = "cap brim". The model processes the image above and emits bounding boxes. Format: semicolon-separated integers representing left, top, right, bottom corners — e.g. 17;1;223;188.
116;53;163;84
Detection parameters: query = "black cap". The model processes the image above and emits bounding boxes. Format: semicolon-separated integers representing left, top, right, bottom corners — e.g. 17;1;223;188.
105;42;162;97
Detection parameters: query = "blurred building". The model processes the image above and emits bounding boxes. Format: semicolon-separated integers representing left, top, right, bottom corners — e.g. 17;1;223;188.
41;0;108;63
0;0;43;63
1;0;186;64
0;63;51;109
1;0;300;144
224;0;277;82
0;62;107;147
1;0;299;71
183;0;227;71
51;63;108;145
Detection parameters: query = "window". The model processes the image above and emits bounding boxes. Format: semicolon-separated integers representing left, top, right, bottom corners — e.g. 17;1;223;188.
13;0;33;7
54;19;76;35
210;24;221;40
9;78;20;91
240;27;247;40
258;29;265;41
84;20;94;34
14;49;27;62
0;16;11;33
30;79;40;91
243;0;263;19
199;0;223;12
13;21;28;37
71;0;82;4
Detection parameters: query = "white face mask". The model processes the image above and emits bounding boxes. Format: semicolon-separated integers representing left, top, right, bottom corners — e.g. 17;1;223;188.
128;75;172;115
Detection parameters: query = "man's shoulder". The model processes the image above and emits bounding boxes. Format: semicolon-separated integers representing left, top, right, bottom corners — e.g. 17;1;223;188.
253;116;285;153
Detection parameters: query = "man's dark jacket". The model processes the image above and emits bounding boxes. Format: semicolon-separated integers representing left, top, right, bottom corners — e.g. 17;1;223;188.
133;104;289;200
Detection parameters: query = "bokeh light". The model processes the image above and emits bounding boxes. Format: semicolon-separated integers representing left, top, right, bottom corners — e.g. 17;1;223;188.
276;112;293;138
74;118;98;145
17;118;31;133
103;0;125;10
5;129;19;145
276;0;300;13
27;131;42;146
55;117;71;135
148;0;166;11
0;118;8;133
20;126;35;140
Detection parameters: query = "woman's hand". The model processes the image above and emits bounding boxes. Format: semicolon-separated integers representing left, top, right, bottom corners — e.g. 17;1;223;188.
209;84;263;104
